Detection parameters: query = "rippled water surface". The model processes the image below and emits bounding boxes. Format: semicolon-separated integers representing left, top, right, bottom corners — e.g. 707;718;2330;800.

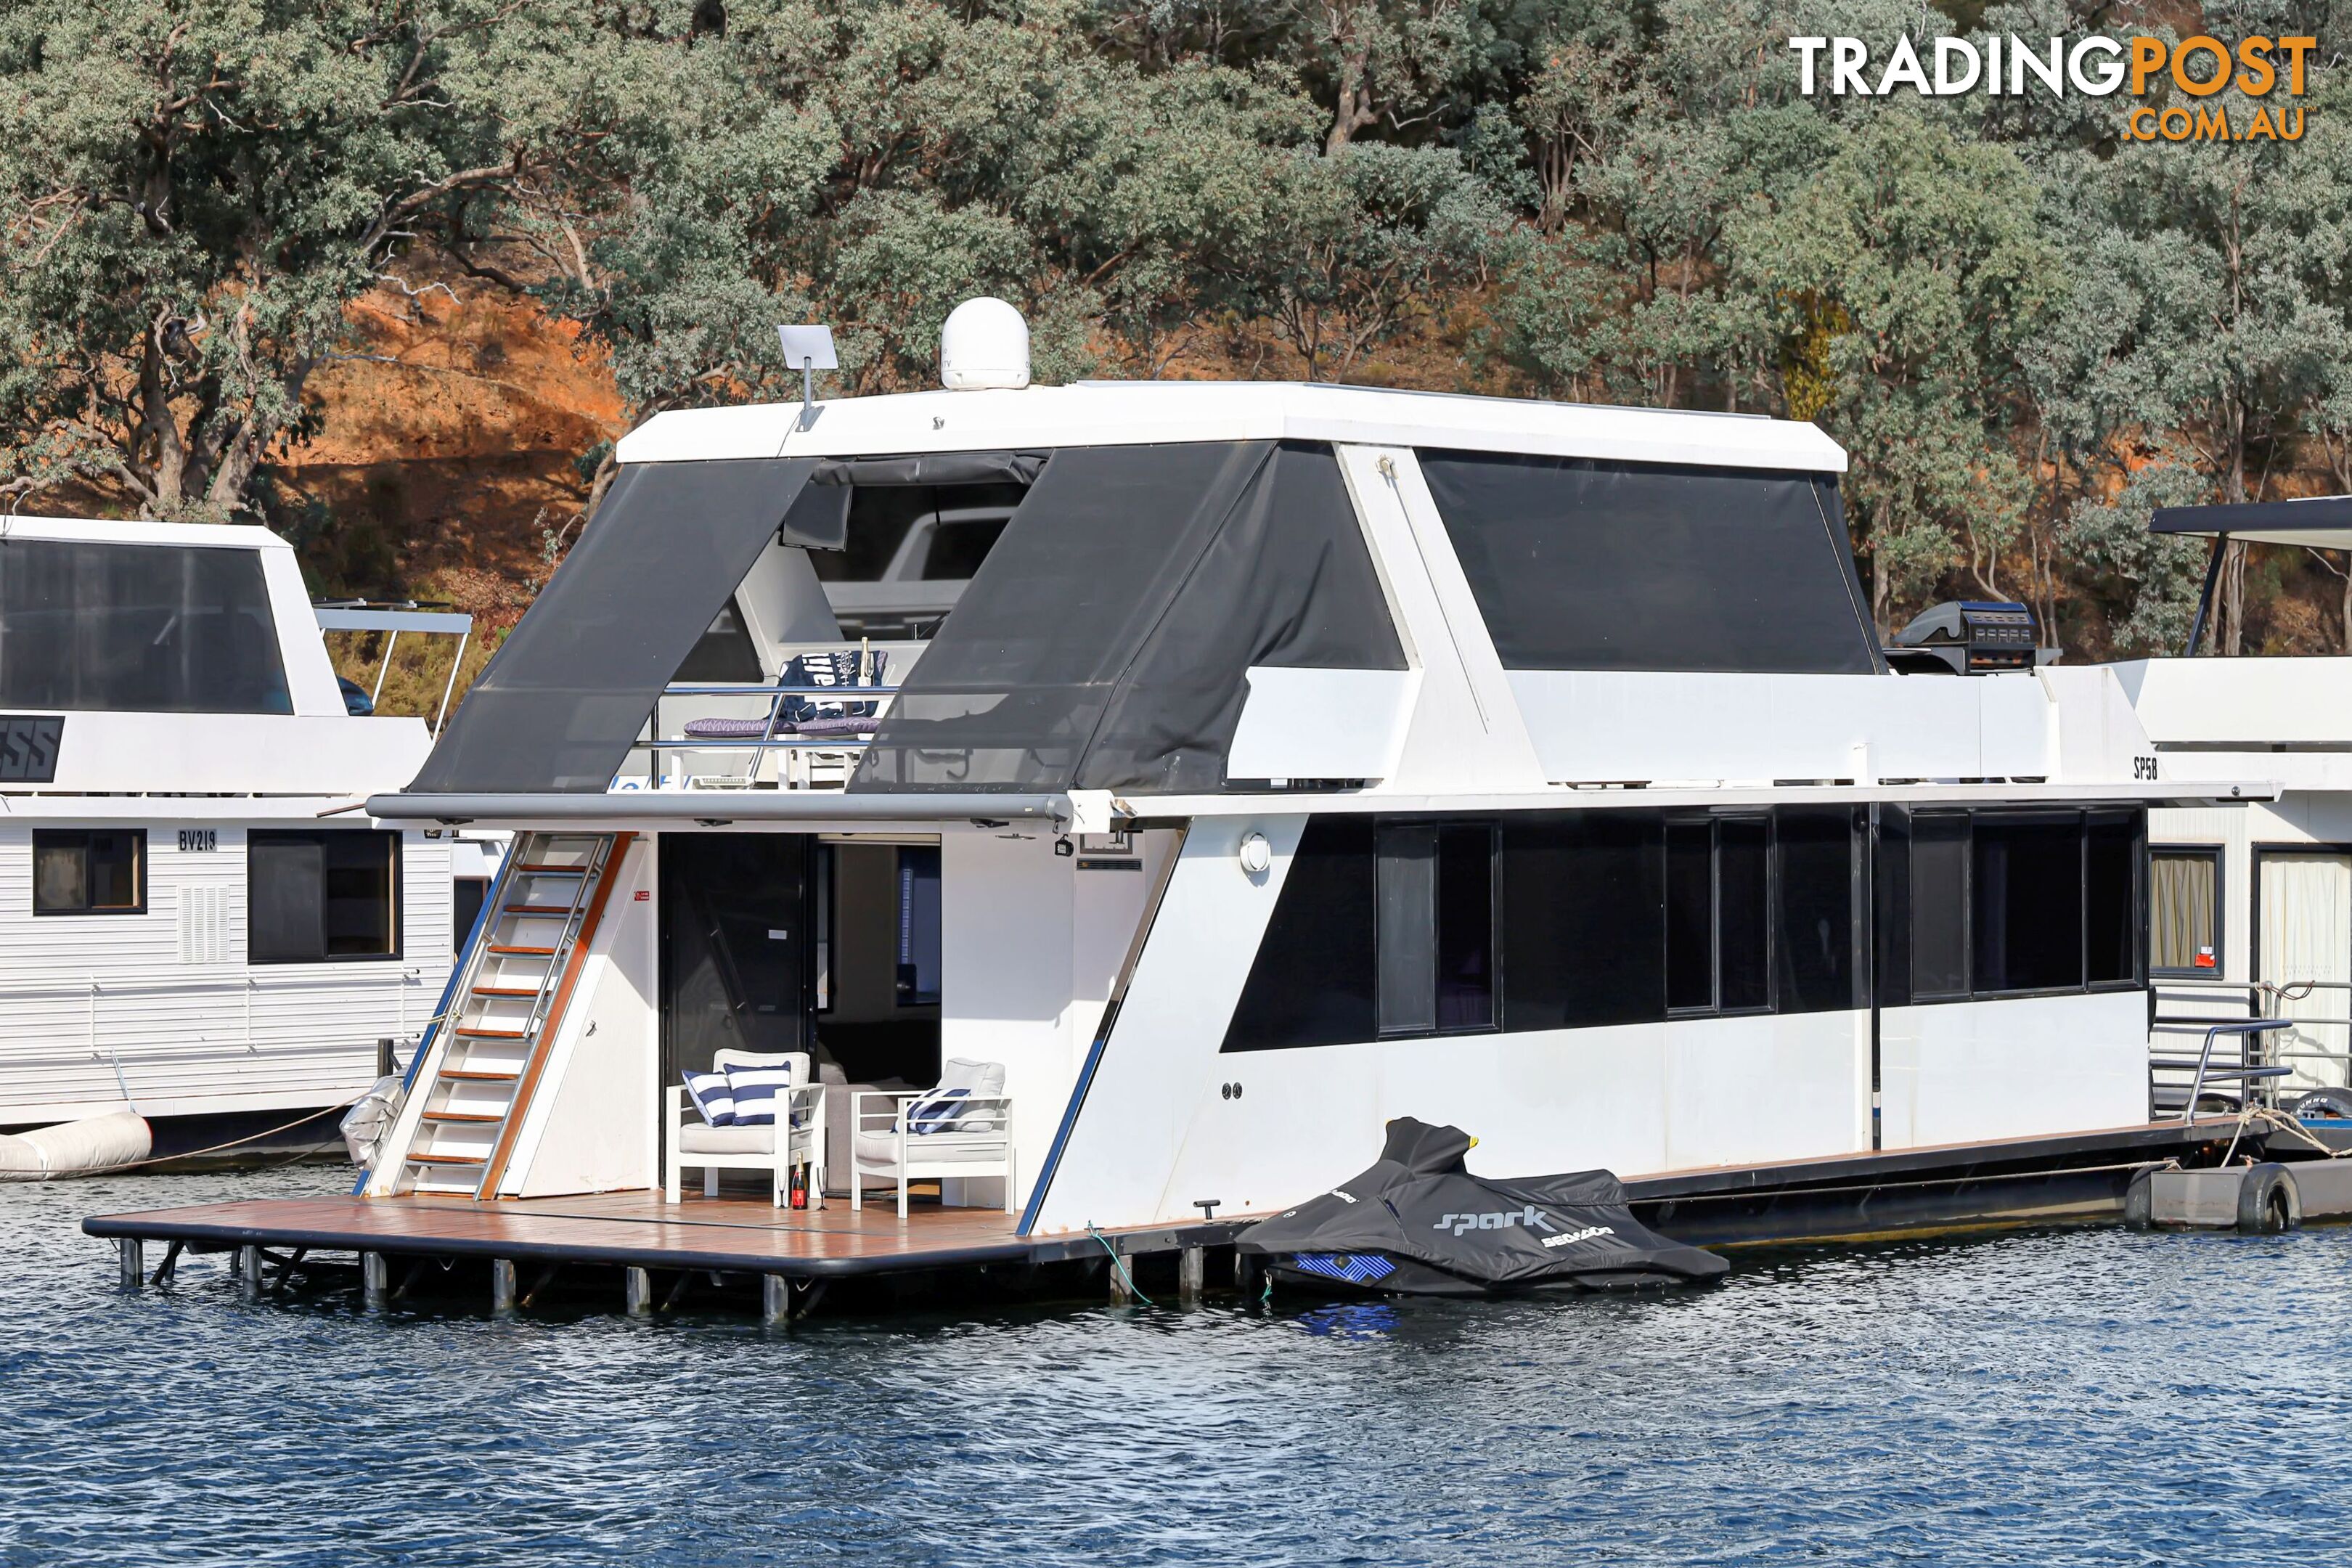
4;1167;2349;1565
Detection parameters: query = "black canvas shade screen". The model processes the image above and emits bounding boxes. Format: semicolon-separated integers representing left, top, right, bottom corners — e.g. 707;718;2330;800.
0;539;290;714
1418;452;1879;674
410;457;822;793
852;441;1405;793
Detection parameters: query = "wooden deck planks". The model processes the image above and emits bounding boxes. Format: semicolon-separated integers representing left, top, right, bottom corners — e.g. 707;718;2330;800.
81;1190;1241;1278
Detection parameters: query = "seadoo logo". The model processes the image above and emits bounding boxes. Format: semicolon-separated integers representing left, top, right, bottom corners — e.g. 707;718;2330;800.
1434;1206;1557;1237
1541;1225;1616;1250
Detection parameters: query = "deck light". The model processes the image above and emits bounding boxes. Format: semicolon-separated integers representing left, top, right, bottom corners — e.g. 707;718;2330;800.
1238;832;1271;877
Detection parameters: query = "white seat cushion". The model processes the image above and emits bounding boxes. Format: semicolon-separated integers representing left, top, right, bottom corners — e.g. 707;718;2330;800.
679;1124;778;1156
853;1129;1005;1165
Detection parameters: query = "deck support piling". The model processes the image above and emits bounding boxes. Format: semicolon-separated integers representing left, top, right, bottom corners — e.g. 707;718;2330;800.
1108;1252;1135;1305
761;1273;788;1325
625;1267;653;1317
490;1257;517;1315
116;1238;142;1291
236;1245;261;1301
1177;1246;1205;1303
362;1251;389;1310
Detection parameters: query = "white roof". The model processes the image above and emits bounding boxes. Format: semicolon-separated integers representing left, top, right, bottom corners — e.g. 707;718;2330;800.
616;380;1849;474
1;513;298;552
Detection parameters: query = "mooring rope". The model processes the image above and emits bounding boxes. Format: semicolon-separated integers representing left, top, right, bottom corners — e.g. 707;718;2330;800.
1087;1224;1154;1307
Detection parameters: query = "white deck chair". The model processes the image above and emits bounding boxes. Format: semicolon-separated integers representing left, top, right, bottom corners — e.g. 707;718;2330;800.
849;1058;1016;1218
666;1048;827;1207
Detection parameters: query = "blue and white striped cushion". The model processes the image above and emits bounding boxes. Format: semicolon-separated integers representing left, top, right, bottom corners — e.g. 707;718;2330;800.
905;1087;971;1135
683;1069;735;1127
726;1065;801;1127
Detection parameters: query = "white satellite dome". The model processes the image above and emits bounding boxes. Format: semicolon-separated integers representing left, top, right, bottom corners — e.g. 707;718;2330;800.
939;297;1031;391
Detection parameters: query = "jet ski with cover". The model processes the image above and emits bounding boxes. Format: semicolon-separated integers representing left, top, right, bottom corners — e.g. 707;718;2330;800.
1236;1118;1727;1296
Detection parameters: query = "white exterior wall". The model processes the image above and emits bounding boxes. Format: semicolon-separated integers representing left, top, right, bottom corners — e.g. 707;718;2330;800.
1879;991;2149;1148
506;837;660;1197
0;821;451;1126
1030;820;1878;1233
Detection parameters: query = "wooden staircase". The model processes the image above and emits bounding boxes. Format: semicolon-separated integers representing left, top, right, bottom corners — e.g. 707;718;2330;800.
394;831;632;1197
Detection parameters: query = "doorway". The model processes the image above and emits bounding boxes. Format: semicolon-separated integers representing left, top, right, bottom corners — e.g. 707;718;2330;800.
2255;849;2352;1093
658;833;811;1092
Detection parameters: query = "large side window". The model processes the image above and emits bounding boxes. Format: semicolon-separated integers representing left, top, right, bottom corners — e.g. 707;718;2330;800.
1503;812;1664;1030
1896;809;2147;1003
1374;823;1496;1037
1223;817;1377;1051
33;829;145;915
1416;452;1877;674
1972;815;2085;994
250;830;400;963
1911;814;1970;999
1665;817;1771;1016
2149;846;2221;975
0;539;290;714
1776;808;1860;1014
2085;812;2143;987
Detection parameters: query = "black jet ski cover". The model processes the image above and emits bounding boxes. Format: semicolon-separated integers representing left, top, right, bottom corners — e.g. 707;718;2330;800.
1236;1118;1728;1295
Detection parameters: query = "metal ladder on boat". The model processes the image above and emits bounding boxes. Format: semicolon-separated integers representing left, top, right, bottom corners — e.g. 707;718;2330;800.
396;831;630;1197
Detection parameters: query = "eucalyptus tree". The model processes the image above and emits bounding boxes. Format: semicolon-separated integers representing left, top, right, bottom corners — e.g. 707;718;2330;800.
0;0;601;521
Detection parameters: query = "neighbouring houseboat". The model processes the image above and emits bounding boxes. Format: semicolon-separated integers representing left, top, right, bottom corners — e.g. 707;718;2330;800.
0;515;495;1161
2107;498;2352;1119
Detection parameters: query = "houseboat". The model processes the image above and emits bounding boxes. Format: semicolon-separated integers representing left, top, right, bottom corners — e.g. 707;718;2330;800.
2108;498;2352;1118
282;302;2282;1253
0;515;492;1157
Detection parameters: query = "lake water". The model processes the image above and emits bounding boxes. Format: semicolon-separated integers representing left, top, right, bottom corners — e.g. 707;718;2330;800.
4;1166;2347;1566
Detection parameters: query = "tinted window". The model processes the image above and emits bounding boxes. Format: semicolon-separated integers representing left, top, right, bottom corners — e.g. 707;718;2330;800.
1500;812;1664;1031
1665;822;1712;1011
1223;816;1376;1051
1972;817;2083;994
453;876;490;955
250;831;399;963
1718;818;1771;1011
1912;815;1969;997
2086;812;2140;986
1417;452;1877;674
32;829;144;915
674;597;761;683
1376;823;1437;1036
1874;808;1912;1008
0;539;290;714
1776;808;1857;1014
1435;826;1495;1032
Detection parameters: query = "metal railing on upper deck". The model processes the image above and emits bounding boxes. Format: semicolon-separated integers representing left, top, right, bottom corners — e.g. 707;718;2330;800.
618;678;901;792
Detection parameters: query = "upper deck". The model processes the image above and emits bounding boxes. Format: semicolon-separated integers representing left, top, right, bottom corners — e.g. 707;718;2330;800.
375;382;2261;828
0;515;431;801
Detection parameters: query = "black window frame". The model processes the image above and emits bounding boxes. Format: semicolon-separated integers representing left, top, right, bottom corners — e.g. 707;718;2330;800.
30;828;146;916
247;829;403;965
1663;812;1776;1019
1373;819;1500;1040
2148;844;2224;979
1893;807;2147;1004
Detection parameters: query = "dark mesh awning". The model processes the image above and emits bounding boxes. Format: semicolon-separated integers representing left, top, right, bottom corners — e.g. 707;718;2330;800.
1420;452;1877;674
853;441;1405;794
409;457;820;793
2151;496;2352;548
